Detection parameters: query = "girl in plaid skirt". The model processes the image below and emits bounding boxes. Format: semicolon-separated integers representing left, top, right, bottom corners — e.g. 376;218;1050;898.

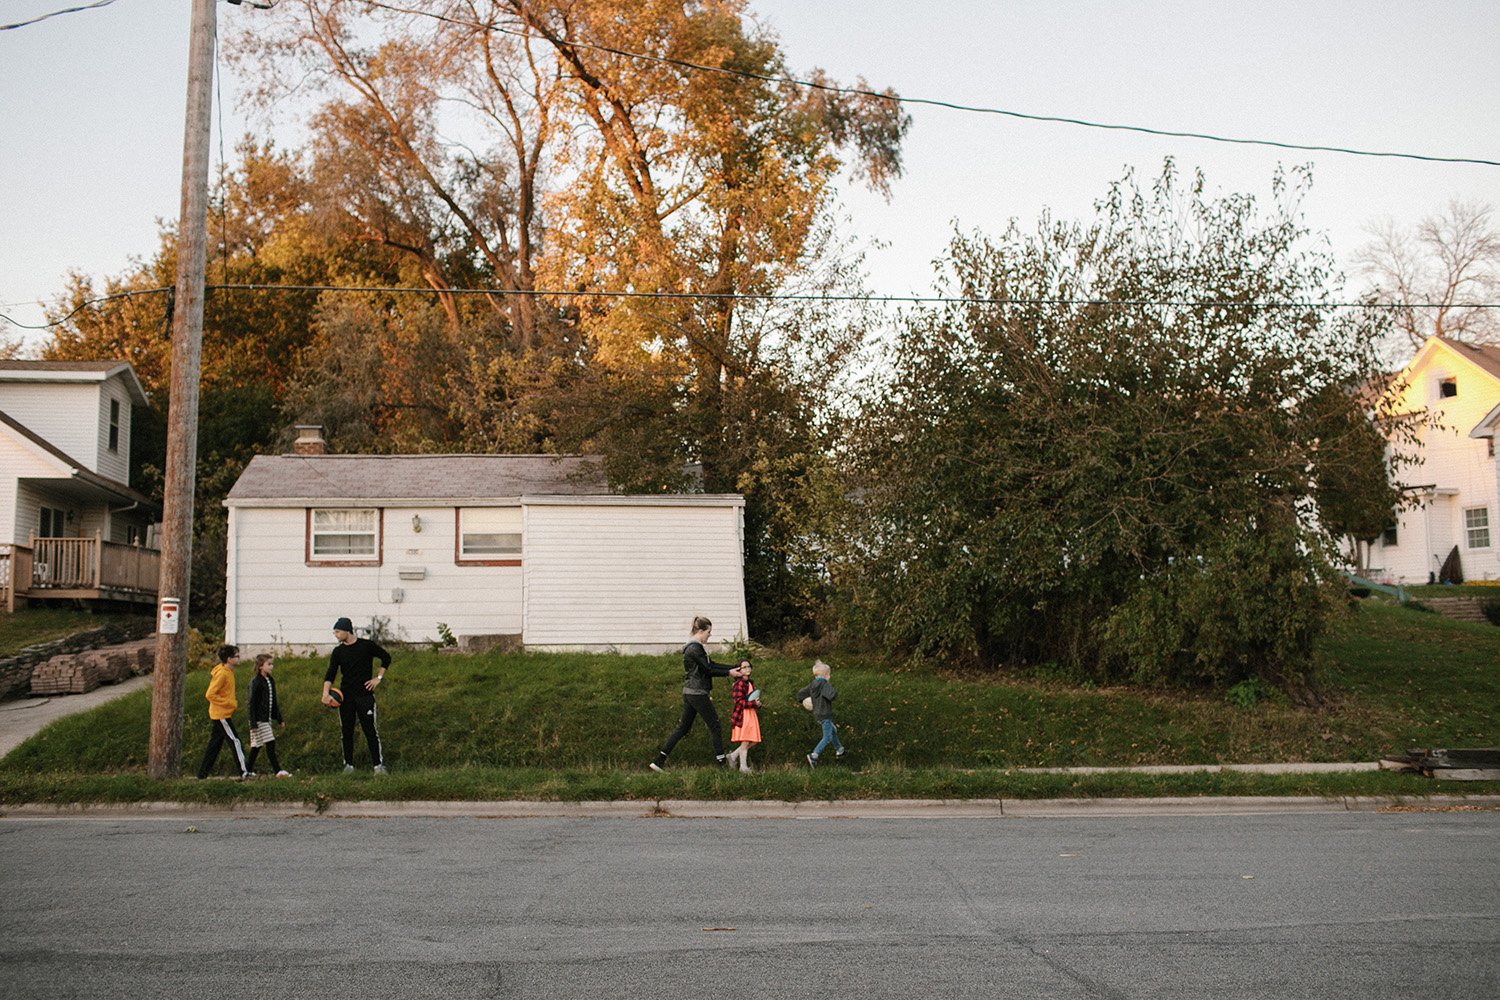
246;654;291;777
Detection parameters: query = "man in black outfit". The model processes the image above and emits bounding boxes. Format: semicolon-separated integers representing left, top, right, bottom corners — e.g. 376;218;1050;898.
649;615;748;771
322;616;391;774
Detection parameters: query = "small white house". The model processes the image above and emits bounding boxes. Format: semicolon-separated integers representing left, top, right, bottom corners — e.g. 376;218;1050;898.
223;435;748;653
0;360;159;608
1364;337;1500;584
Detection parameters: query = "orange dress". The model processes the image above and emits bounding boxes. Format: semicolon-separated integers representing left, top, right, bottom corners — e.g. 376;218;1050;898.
730;679;762;744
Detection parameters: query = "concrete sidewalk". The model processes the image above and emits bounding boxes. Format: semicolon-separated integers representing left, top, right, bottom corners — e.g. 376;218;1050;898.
0;674;152;758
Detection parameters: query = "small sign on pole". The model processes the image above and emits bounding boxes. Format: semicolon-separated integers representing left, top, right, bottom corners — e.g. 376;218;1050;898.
158;597;181;635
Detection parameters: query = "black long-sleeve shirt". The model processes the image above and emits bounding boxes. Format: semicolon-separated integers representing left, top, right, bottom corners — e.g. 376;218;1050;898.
325;638;391;696
681;640;737;695
248;673;283;726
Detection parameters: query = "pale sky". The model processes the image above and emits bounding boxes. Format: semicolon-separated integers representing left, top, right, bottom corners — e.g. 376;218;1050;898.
2;1;1498;348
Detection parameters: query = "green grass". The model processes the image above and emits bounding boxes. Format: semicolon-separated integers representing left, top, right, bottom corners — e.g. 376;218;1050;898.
0;600;1496;803
0;608;145;658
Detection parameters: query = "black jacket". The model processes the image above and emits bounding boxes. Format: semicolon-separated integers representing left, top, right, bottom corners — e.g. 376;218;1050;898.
681;641;738;695
247;673;282;726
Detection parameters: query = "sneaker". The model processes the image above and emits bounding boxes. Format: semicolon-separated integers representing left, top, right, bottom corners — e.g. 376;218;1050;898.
343;764;355;773
373;764;388;775
275;770;292;778
806;753;818;768
835;748;847;759
241;772;256;780
715;755;728;767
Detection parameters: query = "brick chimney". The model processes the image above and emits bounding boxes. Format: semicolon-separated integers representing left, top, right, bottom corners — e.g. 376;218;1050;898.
292;424;328;456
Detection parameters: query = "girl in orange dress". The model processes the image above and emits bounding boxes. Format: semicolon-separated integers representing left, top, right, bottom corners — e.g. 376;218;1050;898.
726;663;762;773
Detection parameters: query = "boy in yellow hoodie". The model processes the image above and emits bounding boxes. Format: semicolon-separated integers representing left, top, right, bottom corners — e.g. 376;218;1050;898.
195;644;250;779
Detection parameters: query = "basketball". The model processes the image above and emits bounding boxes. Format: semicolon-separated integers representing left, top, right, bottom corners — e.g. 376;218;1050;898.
327;687;343;708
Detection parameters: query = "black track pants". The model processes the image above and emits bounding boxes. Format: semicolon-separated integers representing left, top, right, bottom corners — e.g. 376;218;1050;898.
658;693;725;758
339;696;383;766
196;718;247;778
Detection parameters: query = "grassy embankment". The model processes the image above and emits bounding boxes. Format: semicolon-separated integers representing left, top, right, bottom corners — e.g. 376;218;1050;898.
0;608;138;658
0;600;1495;803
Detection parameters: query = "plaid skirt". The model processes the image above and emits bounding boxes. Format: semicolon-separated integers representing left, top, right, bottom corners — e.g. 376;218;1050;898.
249;721;276;748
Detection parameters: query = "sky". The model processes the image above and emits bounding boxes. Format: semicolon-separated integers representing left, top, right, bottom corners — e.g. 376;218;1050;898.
2;0;1498;349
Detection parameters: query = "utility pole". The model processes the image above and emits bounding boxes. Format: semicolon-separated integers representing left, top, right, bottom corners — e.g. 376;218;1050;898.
148;0;217;779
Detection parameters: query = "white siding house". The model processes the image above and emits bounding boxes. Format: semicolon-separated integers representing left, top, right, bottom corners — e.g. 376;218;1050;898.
1364;338;1500;584
0;361;159;608
223;448;748;653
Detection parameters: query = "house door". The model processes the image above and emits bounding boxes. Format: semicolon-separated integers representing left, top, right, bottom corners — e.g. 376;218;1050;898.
1427;495;1456;582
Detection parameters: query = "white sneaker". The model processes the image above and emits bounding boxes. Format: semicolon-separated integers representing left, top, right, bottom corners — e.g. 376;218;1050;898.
373;764;388;775
275;770;292;778
343;764;355;773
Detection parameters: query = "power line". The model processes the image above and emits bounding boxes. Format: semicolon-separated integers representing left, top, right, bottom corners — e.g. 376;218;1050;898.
204;283;1500;310
6;282;1497;332
0;0;115;32
360;0;1499;169
0;288;172;329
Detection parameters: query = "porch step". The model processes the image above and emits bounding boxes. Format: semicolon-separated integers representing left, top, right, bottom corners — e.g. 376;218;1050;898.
1417;596;1495;625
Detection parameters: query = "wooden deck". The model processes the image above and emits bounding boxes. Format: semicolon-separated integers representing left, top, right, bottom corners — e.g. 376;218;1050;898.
2;537;160;611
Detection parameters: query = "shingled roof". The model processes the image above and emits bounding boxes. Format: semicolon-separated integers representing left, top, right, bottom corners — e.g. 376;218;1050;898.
225;454;609;503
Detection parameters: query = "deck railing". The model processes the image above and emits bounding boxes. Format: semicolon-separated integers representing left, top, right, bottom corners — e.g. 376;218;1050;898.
4;536;159;609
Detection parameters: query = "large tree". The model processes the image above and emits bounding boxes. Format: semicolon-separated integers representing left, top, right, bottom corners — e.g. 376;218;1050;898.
835;163;1402;687
242;0;909;638
1356;198;1500;353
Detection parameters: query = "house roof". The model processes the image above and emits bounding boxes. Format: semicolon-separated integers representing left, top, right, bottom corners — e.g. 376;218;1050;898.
0;359;149;406
1439;338;1500;383
225;454;612;504
0;409;158;509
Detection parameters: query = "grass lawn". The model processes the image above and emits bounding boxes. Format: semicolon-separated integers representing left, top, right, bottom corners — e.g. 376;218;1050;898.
0;600;1495;803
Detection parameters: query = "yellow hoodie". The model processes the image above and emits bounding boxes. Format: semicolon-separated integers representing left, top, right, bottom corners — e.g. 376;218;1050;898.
205;663;237;720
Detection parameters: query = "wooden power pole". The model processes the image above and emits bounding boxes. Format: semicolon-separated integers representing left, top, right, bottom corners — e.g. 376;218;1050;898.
148;0;218;778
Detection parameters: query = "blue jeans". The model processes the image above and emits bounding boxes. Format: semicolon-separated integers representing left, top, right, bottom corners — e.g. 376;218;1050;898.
812;718;843;757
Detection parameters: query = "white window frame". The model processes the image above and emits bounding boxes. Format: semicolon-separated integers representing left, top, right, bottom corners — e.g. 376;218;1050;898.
456;507;522;564
308;508;381;565
1464;506;1490;549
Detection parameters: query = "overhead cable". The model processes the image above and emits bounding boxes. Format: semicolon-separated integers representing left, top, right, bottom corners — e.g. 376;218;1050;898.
359;0;1498;169
0;0;115;32
7;283;1497;332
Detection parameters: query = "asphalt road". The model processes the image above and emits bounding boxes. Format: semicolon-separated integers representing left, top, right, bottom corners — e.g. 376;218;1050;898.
1;809;1496;999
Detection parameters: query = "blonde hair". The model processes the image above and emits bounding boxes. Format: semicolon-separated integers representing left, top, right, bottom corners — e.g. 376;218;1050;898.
813;659;831;677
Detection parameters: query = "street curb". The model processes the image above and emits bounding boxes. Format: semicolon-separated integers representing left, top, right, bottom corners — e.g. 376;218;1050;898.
2;794;1496;821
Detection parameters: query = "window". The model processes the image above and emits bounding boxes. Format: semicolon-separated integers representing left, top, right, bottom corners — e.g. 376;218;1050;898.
457;507;522;564
1382;523;1398;547
1465;507;1490;549
108;399;120;452
39;506;66;538
1489;437;1495;459
1440;377;1458;398
308;508;381;564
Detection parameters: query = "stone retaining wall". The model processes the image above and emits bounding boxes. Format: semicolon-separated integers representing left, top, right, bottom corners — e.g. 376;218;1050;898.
0;621;157;701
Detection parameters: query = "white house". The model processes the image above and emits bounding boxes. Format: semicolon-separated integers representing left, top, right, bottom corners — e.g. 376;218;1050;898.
222;433;748;653
1364;337;1500;584
0;360;159;608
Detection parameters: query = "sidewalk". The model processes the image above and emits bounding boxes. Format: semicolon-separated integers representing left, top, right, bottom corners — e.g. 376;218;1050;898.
0;674;152;758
